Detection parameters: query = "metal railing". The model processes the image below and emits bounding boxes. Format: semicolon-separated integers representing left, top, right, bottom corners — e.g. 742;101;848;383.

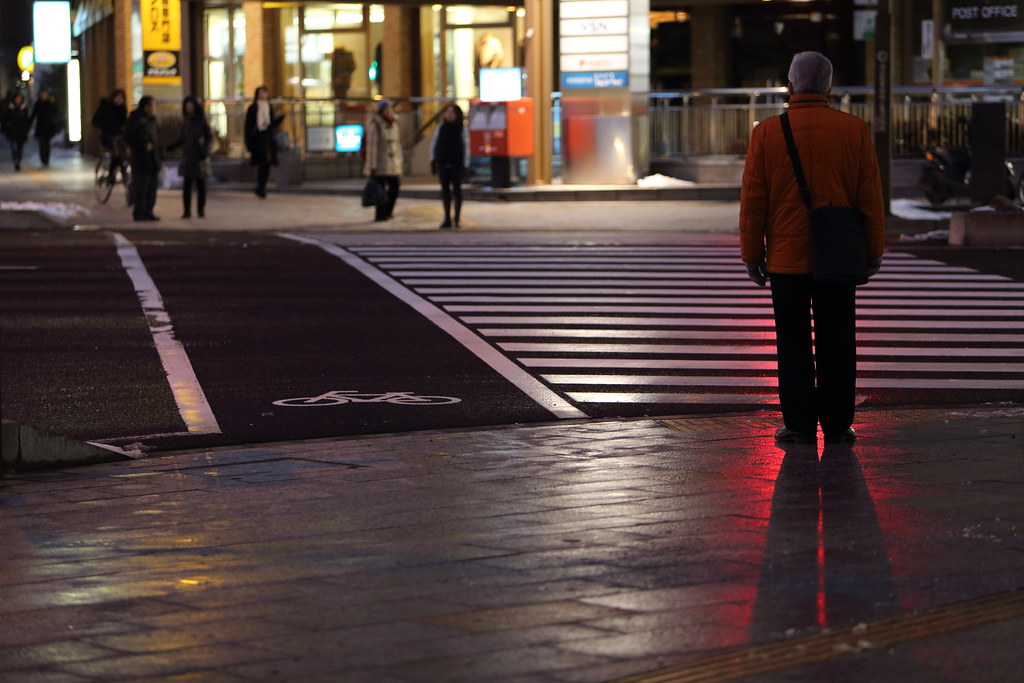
154;86;1024;170
645;85;1024;158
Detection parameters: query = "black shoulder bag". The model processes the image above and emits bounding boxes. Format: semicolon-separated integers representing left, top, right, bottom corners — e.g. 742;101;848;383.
779;112;869;286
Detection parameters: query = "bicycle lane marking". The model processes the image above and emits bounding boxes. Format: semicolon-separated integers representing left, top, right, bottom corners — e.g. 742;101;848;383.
278;233;587;420
110;232;222;434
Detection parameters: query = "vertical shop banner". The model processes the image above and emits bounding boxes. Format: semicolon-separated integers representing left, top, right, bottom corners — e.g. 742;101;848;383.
142;0;181;84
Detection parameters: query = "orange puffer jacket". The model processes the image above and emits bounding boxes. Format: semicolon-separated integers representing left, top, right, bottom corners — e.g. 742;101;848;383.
739;94;885;274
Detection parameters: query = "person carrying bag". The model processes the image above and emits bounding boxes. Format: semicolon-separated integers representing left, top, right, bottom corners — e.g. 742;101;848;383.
739;51;885;446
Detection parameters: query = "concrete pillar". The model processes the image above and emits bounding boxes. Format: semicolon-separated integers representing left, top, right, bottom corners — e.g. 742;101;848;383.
525;0;553;183
690;6;729;89
381;5;417;100
243;0;266;96
112;0;134;99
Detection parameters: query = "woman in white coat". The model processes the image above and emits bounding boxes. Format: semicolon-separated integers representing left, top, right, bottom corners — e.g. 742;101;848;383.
363;99;403;221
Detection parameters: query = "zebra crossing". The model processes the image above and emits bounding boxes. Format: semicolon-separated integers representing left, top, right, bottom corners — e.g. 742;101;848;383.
341;243;1024;414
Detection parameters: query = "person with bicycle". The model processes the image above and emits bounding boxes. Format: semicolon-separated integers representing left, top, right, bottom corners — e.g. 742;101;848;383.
124;96;162;221
91;88;128;183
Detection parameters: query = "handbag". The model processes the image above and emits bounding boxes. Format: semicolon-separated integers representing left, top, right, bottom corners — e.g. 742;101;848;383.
361;178;386;207
780;112;869;286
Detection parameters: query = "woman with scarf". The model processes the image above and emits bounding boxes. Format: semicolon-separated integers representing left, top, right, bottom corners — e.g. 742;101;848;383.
244;86;283;198
2;92;31;171
429;103;469;228
167;96;213;218
363;99;403;222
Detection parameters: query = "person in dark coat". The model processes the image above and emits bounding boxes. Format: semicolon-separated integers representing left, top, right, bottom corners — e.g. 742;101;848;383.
30;89;61;167
2;92;31;171
167;96;213;218
429;103;469;228
244;86;283;198
91;88;128;182
124;96;162;221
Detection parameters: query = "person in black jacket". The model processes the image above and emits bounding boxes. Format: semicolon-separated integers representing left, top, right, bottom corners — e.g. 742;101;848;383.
91;88;128;182
429;104;469;228
167;96;213;218
124;96;162;221
30;89;61;167
2;92;31;171
244;86;283;198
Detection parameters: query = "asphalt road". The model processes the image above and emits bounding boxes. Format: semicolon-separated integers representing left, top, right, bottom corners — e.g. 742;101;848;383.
1;229;1022;454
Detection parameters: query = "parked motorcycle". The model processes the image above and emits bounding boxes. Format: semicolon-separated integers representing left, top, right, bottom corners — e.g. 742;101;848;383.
917;143;1021;205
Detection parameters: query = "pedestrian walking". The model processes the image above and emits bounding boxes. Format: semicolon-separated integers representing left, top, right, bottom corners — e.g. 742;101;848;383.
30;88;60;167
429;103;469;229
739;51;885;445
244;86;283;198
124;95;162;221
167;96;213;218
363;99;402;222
2;92;31;171
91;88;128;182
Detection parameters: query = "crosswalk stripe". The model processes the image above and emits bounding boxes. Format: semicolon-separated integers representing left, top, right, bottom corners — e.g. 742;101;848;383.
444;304;1023;317
518;358;1024;373
540;375;1024;390
347;245;1024;409
498;342;1023;357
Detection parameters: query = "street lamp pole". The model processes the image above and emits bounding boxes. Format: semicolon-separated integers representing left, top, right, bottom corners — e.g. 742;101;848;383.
874;0;892;216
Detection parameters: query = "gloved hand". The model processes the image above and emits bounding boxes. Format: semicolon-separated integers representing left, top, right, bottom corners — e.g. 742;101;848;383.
866;257;882;278
745;260;768;287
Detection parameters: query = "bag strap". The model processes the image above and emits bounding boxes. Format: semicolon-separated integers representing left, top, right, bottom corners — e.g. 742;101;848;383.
780;112;813;209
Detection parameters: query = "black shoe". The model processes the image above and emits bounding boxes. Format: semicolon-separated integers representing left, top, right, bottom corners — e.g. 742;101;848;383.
775;427;816;444
198;208;204;218
824;428;856;444
255;188;267;198
440;219;453;229
146;214;160;222
181;212;191;219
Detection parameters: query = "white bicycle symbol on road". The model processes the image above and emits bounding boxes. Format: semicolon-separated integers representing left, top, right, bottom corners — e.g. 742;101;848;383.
273;390;462;407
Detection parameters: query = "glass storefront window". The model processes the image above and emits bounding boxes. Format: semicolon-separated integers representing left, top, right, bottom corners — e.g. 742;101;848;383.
446;6;511;26
204;5;245;101
435;6;518;99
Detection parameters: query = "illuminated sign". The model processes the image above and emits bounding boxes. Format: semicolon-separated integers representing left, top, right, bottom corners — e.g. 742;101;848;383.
559;0;629;90
948;1;1024;30
479;67;523;102
17;46;34;72
33;2;72;64
142;0;181;84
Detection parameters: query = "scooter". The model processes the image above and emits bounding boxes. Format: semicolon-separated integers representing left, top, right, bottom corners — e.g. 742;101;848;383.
918;143;1021;205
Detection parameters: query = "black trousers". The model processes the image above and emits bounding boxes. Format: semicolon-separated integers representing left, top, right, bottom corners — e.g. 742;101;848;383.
132;170;159;219
438;164;463;221
37;136;51;165
256;163;271;195
9;139;25;167
183;176;206;214
374;175;400;221
769;273;857;436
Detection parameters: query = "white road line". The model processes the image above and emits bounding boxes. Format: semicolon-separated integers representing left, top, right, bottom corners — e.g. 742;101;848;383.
540;374;1024;390
498;342;1024;357
429;295;1016;308
444;304;1024;317
0;266;40;270
460;315;1024;329
414;287;1024;298
477;328;1024;343
278;233;587;420
110;232;221;435
518;358;1024;373
405;278;1024;289
567;392;779;404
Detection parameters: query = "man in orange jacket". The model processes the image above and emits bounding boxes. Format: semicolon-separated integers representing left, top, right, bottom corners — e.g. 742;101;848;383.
739;51;885;445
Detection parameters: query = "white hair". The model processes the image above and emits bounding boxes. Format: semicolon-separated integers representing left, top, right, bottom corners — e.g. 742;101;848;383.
788;52;833;94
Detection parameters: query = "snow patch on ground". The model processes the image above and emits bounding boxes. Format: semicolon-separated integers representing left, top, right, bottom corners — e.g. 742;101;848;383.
890;198;952;220
637;174;697;188
0;201;90;220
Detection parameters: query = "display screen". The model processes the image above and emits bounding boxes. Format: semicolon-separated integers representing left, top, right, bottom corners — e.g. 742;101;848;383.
335;124;363;153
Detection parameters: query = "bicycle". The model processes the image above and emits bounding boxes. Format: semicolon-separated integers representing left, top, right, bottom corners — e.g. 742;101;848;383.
272;390;462;407
94;152;132;204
